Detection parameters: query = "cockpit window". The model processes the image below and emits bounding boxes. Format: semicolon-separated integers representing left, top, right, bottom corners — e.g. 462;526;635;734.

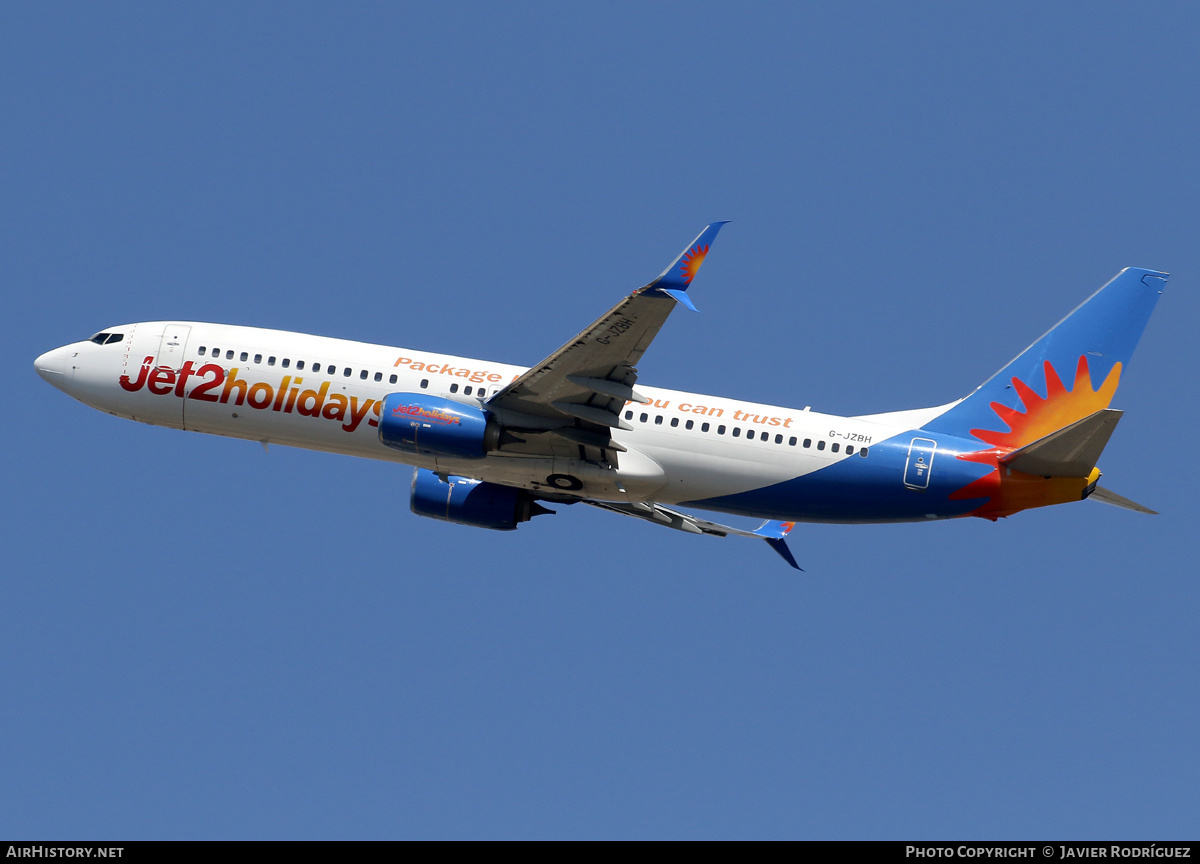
89;332;124;345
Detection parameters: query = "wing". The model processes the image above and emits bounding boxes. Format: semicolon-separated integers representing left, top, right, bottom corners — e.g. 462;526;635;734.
483;222;728;463
582;499;802;570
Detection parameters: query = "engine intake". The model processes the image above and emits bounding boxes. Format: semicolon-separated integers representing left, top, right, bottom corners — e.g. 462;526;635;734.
379;393;501;459
410;469;553;531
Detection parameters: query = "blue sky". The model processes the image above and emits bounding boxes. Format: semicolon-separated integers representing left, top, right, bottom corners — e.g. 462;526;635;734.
4;2;1198;839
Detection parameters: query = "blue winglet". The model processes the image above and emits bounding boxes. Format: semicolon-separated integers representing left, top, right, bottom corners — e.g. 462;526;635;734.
765;538;802;571
753;520;802;571
644;221;729;310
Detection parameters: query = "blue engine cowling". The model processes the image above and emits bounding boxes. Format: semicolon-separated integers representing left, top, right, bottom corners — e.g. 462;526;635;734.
379;393;501;459
410;469;552;531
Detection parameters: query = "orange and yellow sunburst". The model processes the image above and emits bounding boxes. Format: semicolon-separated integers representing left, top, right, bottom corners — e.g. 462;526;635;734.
952;355;1120;520
678;244;709;285
970;355;1121;449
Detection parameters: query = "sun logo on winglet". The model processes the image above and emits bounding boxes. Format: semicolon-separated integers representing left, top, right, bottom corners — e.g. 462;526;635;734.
970;356;1121;450
678;244;709;285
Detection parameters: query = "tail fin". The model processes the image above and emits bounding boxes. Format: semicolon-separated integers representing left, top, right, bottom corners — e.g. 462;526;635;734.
924;267;1167;446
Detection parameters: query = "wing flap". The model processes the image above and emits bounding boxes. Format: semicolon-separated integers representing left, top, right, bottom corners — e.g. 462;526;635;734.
582;499;802;570
483;222;728;459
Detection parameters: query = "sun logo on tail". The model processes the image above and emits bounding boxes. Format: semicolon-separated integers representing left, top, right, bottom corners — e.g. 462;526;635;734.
970;356;1121;449
678;244;709;285
950;355;1122;520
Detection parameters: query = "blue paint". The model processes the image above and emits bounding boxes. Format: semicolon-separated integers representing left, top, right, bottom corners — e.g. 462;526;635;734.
684;430;995;524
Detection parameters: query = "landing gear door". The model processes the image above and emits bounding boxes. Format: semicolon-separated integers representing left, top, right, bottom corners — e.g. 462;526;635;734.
157;324;191;369
903;437;937;490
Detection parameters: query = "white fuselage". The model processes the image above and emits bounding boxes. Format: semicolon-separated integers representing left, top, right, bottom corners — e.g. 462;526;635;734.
36;321;918;510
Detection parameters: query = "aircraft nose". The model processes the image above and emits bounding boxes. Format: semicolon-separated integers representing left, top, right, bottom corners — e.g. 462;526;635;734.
34;346;69;387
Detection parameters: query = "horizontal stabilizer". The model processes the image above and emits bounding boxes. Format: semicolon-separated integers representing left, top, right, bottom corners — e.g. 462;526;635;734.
999;409;1122;477
1088;485;1158;515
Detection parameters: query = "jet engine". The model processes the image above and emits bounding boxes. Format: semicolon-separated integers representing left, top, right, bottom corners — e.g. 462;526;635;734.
410;469;553;531
379;393;502;459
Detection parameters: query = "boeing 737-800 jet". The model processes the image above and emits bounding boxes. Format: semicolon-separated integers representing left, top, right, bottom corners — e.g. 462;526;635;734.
35;224;1165;569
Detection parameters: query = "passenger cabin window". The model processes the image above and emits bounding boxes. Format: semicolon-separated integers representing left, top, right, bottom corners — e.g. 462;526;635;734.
775;434;783;444
701;423;710;432
464;386;472;395
449;383;458;393
654;415;663;425
625;411;633;420
360;369;368;380
803;438;812;448
198;346;207;356
268;357;276;366
817;440;826;451
831;443;840;453
640;413;648;423
846;445;854;455
254;354;262;364
789;437;797;446
860;448;869;457
420;379;429;389
226;351;234;360
685;420;694;430
670;417;679;427
282;359;290;368
374;372;382;382
746;430;754;440
717;425;726;435
297;360;305;370
732;427;740;437
343;367;351;377
389;374;397;384
240;352;248;361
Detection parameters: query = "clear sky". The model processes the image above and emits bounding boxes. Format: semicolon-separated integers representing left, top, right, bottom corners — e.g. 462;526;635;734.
4;2;1198;840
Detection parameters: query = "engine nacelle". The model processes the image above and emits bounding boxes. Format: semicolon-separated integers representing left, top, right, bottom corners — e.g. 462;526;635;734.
379;393;501;459
410;469;552;531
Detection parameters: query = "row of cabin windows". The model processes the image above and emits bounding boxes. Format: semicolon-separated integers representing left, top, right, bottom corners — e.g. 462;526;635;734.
195;348;489;396
623;410;869;457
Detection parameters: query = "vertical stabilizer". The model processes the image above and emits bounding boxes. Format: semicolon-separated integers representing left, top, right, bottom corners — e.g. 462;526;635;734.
923;268;1166;446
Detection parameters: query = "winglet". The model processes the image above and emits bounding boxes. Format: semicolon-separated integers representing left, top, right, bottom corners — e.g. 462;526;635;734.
754;520;802;571
643;221;729;310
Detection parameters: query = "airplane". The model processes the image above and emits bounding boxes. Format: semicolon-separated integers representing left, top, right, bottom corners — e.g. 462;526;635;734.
34;224;1166;570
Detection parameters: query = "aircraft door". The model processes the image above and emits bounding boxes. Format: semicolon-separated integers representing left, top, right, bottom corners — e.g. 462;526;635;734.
903;437;937;490
157;324;191;368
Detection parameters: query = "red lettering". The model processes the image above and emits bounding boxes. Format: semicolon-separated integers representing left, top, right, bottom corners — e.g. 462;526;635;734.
119;356;154;392
247;382;274;409
147;366;176;395
173;361;196;397
272;376;291;411
220;368;248;405
284;381;302;413
343;397;375;432
296;381;329;417
188;364;225;402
